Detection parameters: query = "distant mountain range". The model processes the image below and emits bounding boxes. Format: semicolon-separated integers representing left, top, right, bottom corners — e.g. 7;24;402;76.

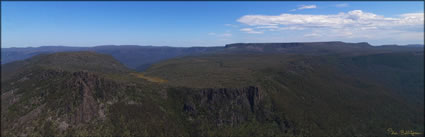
407;44;424;47
2;42;423;71
1;41;424;136
1;45;220;71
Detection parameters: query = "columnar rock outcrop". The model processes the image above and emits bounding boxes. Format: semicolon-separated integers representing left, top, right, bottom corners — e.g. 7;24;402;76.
181;86;266;126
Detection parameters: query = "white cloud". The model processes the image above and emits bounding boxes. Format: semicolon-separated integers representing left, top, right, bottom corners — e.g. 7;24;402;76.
238;10;423;31
304;33;320;37
237;10;424;43
256;26;279;29
299;5;317;10
291;5;317;11
398;13;425;25
208;32;233;37
335;3;349;8
240;28;263;34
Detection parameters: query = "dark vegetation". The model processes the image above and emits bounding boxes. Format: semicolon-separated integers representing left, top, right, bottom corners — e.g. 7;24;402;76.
2;42;423;71
1;42;424;136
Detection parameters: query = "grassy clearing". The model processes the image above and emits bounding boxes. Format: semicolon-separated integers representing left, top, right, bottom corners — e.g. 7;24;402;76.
130;73;167;83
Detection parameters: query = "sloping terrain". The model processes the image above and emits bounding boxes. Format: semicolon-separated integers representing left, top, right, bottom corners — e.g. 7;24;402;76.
1;52;176;136
1;52;295;136
2;42;422;71
1;43;424;136
144;51;424;136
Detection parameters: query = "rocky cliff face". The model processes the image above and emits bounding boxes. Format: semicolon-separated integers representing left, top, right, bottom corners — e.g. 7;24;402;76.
1;68;128;136
223;42;377;55
225;43;303;49
66;71;103;124
169;86;295;135
183;86;261;125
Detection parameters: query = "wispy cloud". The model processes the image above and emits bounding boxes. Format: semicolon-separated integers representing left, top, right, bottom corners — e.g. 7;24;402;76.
240;28;263;34
304;33;320;37
290;5;317;11
335;3;349;8
224;24;239;28
237;10;424;41
208;32;233;37
238;10;423;29
299;5;317;10
221;33;233;37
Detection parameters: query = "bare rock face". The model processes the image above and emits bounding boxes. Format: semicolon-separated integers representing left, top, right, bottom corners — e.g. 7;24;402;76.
196;86;261;114
75;76;98;124
64;71;120;125
58;71;99;125
169;86;296;135
177;86;291;129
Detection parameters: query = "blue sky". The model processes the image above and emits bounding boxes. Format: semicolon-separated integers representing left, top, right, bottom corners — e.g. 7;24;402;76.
1;1;424;48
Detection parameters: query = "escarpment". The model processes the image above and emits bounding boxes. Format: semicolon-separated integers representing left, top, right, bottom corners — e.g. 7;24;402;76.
169;86;295;134
65;71;109;124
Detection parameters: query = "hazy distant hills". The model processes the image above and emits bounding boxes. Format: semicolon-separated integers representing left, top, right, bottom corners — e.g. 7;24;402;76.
407;44;425;47
1;42;424;136
2;42;423;71
1;45;221;71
